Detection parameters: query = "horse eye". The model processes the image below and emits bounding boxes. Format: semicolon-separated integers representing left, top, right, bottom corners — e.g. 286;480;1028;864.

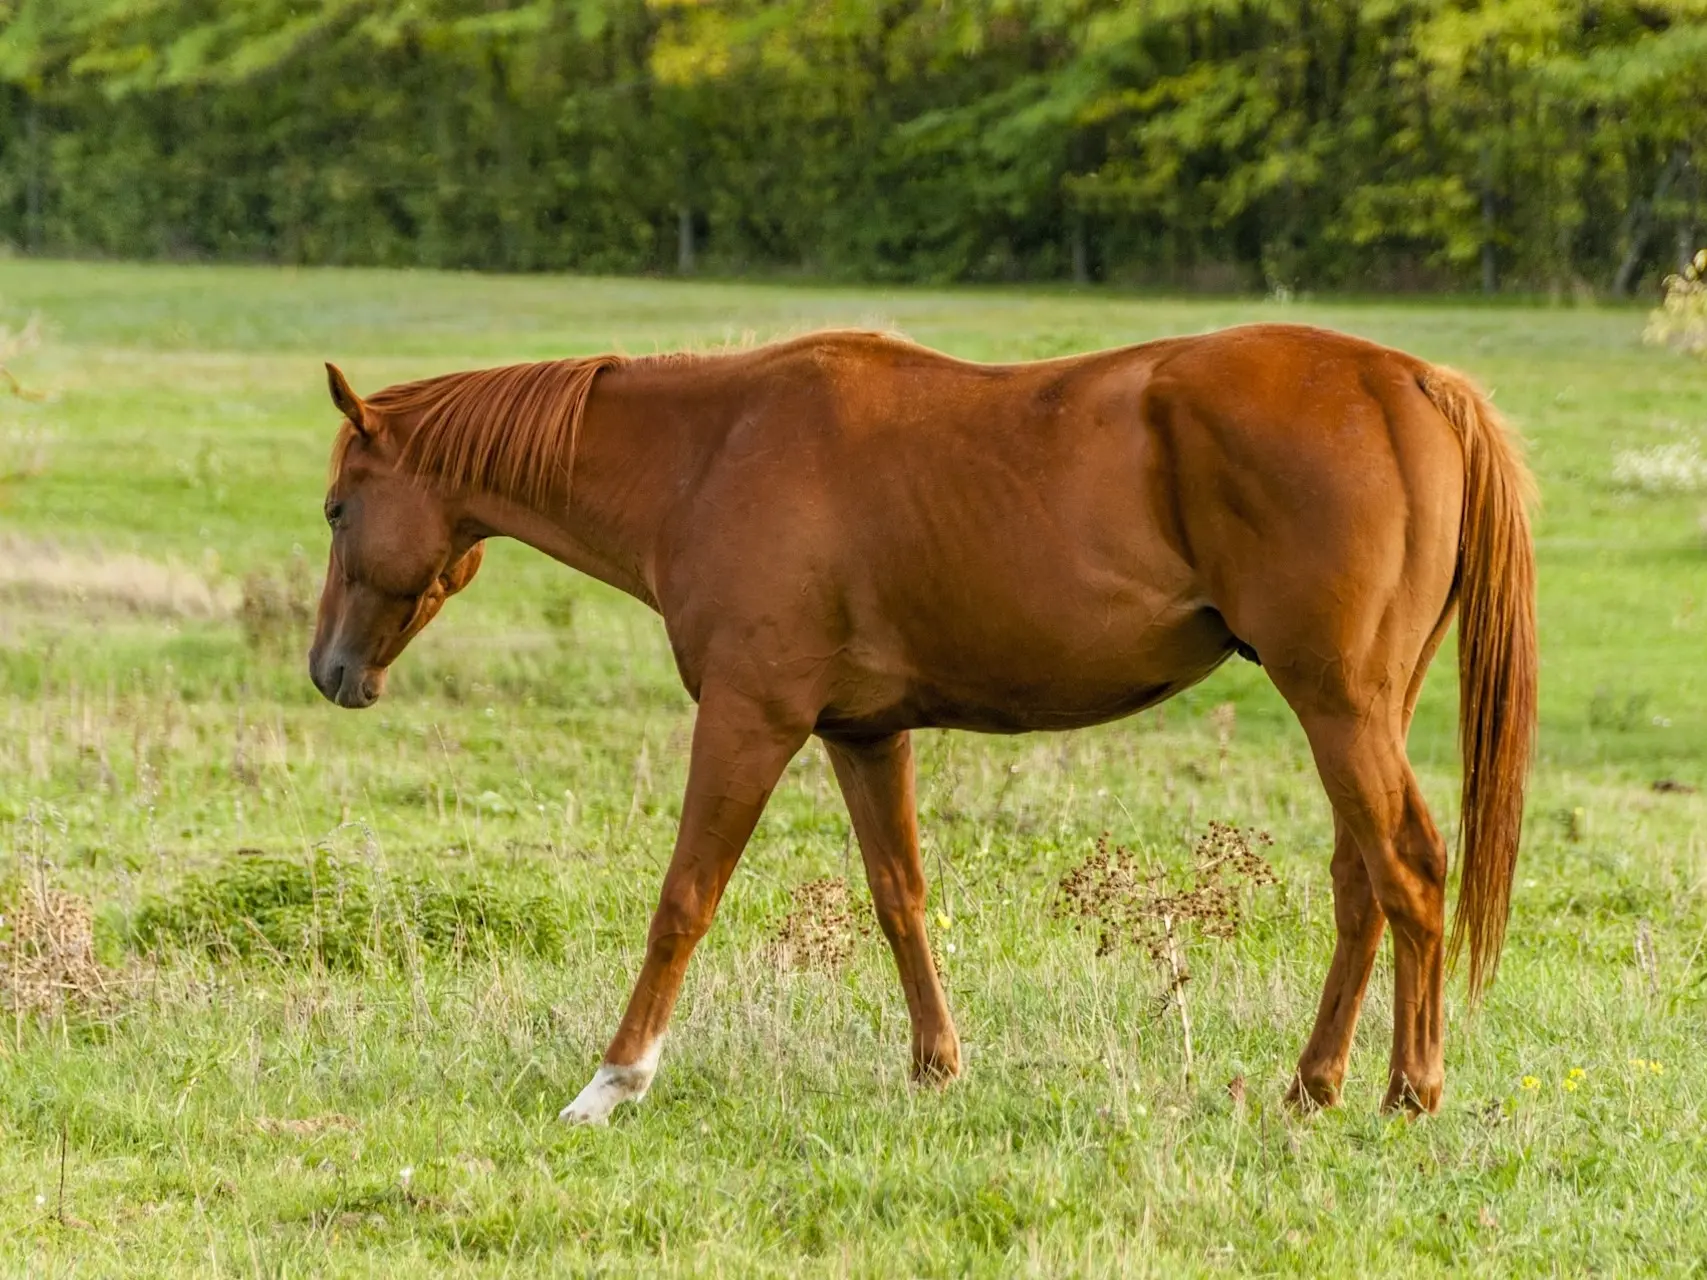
325;501;345;528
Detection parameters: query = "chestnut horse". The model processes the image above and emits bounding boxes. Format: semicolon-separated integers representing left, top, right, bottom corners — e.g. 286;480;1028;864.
309;324;1536;1122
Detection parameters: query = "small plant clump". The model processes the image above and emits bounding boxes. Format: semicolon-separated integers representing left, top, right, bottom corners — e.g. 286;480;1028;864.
542;592;577;640
0;304;52;492
0;424;55;486
1054;823;1277;963
240;553;316;654
126;852;568;971
0;873;118;1016
0;307;44;401
1610;441;1707;495
1055;823;1278;1079
766;876;873;973
1588;687;1655;733
1645;249;1707;358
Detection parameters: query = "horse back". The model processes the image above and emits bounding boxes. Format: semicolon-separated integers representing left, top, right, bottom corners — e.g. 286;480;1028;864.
656;326;1462;734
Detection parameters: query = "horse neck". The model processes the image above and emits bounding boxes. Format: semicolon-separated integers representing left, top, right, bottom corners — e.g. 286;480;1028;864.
457;357;723;609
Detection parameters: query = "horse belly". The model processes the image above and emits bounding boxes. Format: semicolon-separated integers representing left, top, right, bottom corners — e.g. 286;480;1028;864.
819;587;1231;737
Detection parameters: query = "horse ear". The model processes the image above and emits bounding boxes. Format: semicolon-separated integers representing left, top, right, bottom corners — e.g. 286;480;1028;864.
325;362;370;435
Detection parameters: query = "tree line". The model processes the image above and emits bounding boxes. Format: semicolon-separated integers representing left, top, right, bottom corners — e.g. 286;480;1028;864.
0;0;1701;295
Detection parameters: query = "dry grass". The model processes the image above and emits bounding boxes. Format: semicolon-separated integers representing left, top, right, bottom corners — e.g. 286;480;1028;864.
1610;440;1707;495
239;555;316;653
253;1114;360;1137
0;535;236;619
0;871;113;1016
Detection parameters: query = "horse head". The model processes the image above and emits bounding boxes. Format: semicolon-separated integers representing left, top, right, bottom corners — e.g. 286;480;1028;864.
309;363;484;708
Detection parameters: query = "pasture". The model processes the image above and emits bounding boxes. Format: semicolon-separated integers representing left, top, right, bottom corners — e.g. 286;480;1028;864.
1;260;1705;1276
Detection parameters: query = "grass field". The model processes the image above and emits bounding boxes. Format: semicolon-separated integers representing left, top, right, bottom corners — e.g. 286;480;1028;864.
2;260;1706;1276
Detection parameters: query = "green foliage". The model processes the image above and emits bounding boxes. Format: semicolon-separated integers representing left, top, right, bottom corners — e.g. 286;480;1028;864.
0;0;1704;291
126;852;570;969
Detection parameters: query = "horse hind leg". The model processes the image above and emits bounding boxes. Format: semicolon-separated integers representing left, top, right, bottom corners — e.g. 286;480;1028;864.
824;732;961;1080
1291;702;1448;1113
1285;812;1385;1108
1285;611;1452;1110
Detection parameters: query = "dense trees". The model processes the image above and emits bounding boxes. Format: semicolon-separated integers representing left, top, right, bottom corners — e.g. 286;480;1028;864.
0;0;1701;293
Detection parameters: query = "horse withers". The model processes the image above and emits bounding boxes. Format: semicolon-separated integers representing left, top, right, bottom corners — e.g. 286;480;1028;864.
310;324;1536;1122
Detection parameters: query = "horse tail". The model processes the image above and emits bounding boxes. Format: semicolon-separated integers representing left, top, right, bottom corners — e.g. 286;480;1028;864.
1417;366;1538;1001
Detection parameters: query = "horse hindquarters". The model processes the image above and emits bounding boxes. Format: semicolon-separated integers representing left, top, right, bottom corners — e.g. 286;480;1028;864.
1151;338;1491;1111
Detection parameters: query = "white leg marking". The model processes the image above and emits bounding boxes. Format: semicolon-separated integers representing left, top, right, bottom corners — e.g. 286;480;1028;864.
559;1039;661;1126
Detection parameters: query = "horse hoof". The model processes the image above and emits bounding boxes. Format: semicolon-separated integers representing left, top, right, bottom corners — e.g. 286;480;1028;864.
559;1100;611;1126
911;1037;963;1085
558;1061;653;1125
1380;1074;1442;1116
1284;1072;1339;1112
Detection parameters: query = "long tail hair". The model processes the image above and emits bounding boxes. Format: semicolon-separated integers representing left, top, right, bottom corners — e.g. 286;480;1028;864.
1419;366;1539;1000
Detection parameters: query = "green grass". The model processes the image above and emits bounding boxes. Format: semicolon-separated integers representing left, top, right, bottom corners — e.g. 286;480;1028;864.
1;260;1705;1276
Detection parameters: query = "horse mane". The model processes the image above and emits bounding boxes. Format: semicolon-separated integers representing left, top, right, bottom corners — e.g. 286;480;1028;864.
366;355;625;508
345;330;915;506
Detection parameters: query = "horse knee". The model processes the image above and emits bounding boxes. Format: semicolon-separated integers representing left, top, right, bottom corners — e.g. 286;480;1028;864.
647;891;717;958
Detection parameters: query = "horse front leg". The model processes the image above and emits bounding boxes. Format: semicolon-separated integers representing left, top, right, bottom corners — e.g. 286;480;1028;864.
560;689;807;1125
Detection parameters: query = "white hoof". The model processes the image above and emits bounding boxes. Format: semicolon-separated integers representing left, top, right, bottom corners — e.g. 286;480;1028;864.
558;1053;657;1126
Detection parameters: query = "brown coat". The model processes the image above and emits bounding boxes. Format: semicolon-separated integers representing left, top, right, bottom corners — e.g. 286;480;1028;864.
312;324;1536;1122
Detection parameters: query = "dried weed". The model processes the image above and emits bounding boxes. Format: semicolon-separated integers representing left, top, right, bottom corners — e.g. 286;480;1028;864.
255;1114;360;1137
766;876;873;973
1054;822;1278;1080
240;553;316;654
1054;822;1276;963
1;872;117;1016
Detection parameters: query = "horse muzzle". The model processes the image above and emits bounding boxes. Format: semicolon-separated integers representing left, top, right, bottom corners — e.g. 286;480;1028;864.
308;648;386;709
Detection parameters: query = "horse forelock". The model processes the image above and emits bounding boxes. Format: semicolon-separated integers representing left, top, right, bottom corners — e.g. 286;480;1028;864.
363;355;625;509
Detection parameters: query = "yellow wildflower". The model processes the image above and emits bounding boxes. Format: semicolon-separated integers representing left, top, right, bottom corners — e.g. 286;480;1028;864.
1650;1061;1665;1076
1561;1077;1579;1093
935;911;952;931
1568;1068;1586;1080
1520;1076;1540;1091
